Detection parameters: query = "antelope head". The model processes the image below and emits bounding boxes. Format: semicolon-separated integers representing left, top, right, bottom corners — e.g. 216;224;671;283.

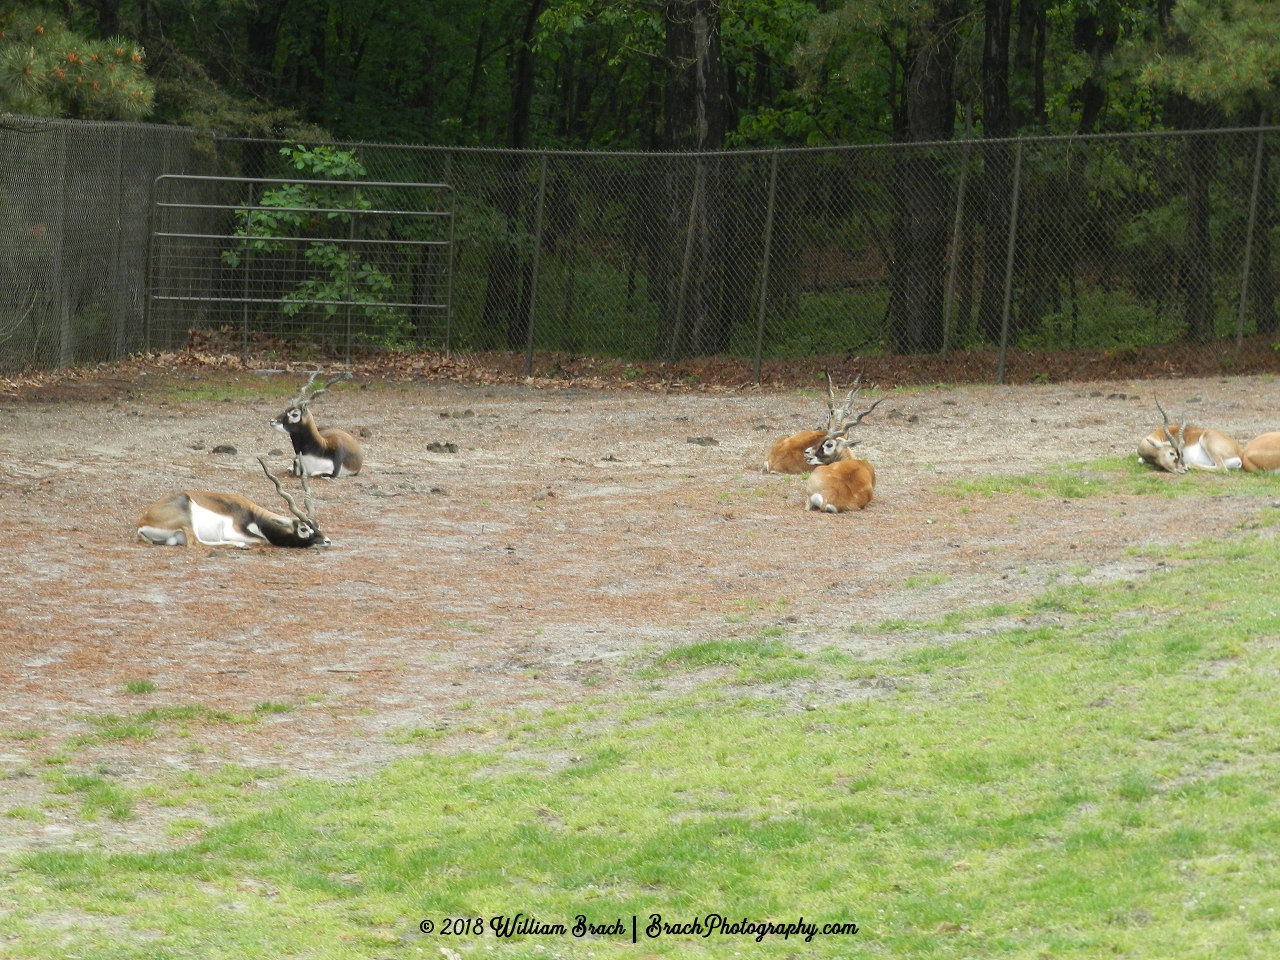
805;374;884;466
1151;396;1188;475
273;371;351;433
257;457;329;546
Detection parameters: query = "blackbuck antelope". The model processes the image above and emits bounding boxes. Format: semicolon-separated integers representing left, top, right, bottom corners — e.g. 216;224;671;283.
1138;398;1245;473
272;372;364;479
764;372;869;474
136;458;329;548
802;383;883;513
1242;432;1280;472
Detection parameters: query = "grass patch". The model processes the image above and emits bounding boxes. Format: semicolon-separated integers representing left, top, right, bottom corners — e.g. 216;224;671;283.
10;536;1280;956
254;701;294;715
905;572;949;589
48;774;133;822
951;455;1280;501
652;637;793;671
5;806;47;823
74;705;238;744
123;678;156;695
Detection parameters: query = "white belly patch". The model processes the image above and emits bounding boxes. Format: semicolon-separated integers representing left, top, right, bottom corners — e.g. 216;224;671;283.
298;453;335;477
190;501;261;545
1183;440;1241;470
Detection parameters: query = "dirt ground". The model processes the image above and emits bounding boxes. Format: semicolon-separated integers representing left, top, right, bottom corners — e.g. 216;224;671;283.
2;368;1279;852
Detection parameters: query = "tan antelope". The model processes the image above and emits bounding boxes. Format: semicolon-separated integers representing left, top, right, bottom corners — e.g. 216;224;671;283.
764;372;870;474
802;384;883;513
136;458;329;548
1137;398;1245;473
1242;432;1280;471
272;372;364;478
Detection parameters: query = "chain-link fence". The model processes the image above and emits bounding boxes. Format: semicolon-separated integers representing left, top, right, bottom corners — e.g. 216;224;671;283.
4;119;1278;375
0;116;208;371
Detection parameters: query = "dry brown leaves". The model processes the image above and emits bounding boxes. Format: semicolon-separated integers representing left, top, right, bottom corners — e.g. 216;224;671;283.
5;326;1280;399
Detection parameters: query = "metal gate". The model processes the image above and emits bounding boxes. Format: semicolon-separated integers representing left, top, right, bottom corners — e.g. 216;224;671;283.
145;174;454;360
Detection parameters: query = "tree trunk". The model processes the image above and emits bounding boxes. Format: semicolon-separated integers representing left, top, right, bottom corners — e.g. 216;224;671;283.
87;0;122;38
661;0;727;358
459;5;490;130
1013;0;1047;128
887;0;961;354
244;0;291;99
507;0;546;151
664;0;725;152
977;0;1013;345
478;0;546;351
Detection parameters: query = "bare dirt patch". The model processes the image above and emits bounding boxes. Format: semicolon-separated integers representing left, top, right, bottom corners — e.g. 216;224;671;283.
2;367;1278;850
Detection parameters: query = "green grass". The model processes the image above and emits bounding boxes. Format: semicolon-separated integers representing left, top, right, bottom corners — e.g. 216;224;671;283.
951;455;1280;501
8;536;1280;955
161;377;302;404
123;678;156;695
905;572;949;589
72;705;238;745
5;806;47;823
646;636;819;685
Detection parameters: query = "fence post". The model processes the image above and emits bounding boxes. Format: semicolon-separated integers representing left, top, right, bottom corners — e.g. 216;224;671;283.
445;186;457;358
523;153;549;377
669;160;705;361
54;127;71;367
942;105;974;358
143;175;157;354
1238;111;1269;349
243;182;253;362
996;139;1024;385
112;128;126;359
753;150;780;385
344;184;357;366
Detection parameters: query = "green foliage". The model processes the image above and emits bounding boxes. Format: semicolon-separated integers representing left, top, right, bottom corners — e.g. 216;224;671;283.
1019;288;1185;351
0;7;153;119
1142;0;1280;112
221;145;410;346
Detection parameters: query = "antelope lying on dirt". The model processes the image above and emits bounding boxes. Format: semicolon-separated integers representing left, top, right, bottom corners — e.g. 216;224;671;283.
1242;432;1280;472
272;372;364;479
136;458;329;548
1137;398;1245;473
803;384;883;513
764;372;872;474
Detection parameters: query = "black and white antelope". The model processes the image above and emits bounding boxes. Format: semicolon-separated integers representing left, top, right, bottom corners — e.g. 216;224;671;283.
272;372;364;478
802;381;883;513
136;458;329;548
764;371;861;474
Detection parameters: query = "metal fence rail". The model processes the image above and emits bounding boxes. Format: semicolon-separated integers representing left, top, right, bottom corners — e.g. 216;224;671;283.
3;118;1278;375
145;174;454;362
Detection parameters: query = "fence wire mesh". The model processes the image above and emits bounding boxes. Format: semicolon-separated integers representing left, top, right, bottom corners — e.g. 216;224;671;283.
4;119;1279;374
0;117;208;371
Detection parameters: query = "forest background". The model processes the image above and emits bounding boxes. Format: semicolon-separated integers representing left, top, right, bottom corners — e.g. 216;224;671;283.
0;0;1274;154
2;0;1279;369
